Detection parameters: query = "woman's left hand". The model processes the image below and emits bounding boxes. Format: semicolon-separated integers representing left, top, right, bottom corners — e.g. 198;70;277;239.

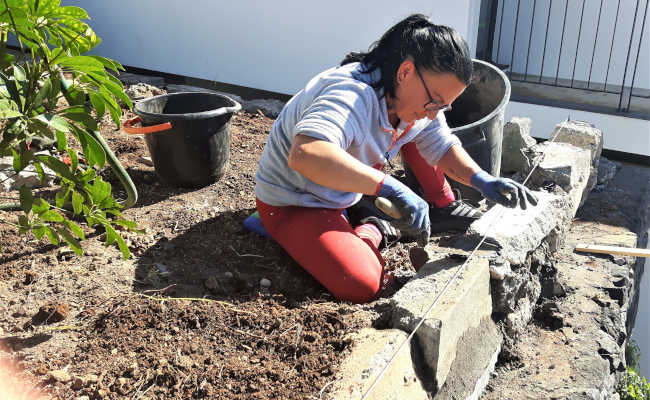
471;170;538;209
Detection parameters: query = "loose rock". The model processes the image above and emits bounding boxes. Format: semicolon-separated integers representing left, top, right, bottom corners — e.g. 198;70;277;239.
32;302;70;325
48;369;71;383
260;278;271;288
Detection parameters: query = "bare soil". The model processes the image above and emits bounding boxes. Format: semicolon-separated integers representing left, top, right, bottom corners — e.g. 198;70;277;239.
0;107;417;399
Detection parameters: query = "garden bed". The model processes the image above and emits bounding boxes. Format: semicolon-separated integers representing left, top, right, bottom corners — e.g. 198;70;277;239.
0;107;417;399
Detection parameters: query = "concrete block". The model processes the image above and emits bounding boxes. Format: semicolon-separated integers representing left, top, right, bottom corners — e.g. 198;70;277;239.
391;256;491;391
434;317;502;400
527;141;592;215
466;191;572;265
325;328;428;400
552;120;603;197
501;117;536;174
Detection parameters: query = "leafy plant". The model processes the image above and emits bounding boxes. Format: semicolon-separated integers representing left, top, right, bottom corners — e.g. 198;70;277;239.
619;367;650;400
0;0;138;258
619;340;649;400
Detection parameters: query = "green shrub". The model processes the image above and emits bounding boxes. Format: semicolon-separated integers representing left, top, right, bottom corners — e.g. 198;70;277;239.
0;0;138;258
619;367;650;400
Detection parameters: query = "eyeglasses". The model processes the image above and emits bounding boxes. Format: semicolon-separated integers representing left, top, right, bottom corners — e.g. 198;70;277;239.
414;64;452;113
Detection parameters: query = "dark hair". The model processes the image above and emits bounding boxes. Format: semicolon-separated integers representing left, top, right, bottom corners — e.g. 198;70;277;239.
341;14;473;97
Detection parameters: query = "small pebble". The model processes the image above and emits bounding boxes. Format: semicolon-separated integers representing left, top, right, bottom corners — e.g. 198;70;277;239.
139;156;154;166
260;278;271;288
549;363;556;369
224;271;234;279
71;377;84;390
48;369;71;383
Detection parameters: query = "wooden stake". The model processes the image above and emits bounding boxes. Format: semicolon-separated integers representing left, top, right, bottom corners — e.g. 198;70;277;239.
575;244;650;258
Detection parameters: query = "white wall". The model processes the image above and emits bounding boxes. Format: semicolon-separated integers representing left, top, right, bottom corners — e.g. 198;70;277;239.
493;0;650;90
64;1;480;95
507;101;650;156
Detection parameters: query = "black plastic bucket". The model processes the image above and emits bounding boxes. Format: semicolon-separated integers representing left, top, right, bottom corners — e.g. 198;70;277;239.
445;59;511;200
123;92;241;188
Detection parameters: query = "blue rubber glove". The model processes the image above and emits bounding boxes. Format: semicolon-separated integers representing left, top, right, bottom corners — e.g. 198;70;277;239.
377;175;430;247
470;170;538;209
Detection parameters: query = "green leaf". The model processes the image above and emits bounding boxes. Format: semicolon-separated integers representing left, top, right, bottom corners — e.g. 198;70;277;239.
113;219;137;230
52;6;89;20
55;55;105;72
13;65;26;82
55;129;67;150
0;98;23;118
0;52;15;70
55;185;71;208
0;72;23;110
104;224;118;245
67;149;78;171
32;77;53;109
73;126;105;168
86;177;111;204
88;91;105;118
43;226;60;245
71;191;83;214
40;209;64;222
31;198;50;214
88;72;132;108
11;144;32;172
56;227;82;255
88;55;122;72
64;220;85;240
80;167;95;183
116;234;131;259
19;185;34;214
32;226;46;240
62;105;98;130
33;161;45;182
36;113;70;132
37;154;74;180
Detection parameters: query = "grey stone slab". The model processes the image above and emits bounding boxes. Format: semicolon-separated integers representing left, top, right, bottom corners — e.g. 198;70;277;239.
596;156;621;189
552;120;603;198
527;141;592;215
0;154;56;191
391;256;491;391
466;191;572;265
241;98;286;118
116;72;165;87
324;328;428;400
501;117;536;174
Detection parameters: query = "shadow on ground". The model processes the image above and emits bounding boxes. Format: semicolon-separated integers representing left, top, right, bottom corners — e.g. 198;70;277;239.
132;208;332;306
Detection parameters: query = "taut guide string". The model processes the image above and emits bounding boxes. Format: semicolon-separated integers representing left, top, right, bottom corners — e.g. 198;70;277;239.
356;116;572;400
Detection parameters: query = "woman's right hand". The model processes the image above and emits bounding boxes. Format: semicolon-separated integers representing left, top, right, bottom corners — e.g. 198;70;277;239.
376;175;430;246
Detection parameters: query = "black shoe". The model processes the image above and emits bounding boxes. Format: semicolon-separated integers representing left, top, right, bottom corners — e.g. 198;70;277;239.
360;216;401;248
429;198;483;233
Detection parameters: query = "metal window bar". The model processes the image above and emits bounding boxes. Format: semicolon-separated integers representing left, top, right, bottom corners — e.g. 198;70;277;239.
627;0;649;112
483;0;650;114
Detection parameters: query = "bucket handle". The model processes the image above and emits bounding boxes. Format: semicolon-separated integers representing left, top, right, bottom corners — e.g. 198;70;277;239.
122;116;172;134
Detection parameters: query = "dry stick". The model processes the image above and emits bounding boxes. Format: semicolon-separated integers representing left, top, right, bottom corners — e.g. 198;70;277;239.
359;117;571;400
293;324;303;361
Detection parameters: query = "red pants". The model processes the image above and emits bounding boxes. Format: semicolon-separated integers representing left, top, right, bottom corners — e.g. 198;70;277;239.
257;142;454;303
